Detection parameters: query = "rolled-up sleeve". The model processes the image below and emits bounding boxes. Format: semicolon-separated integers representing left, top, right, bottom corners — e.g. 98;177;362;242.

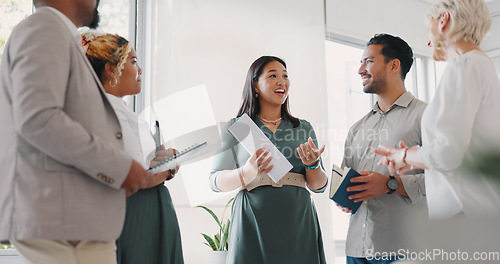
209;119;239;192
400;172;426;204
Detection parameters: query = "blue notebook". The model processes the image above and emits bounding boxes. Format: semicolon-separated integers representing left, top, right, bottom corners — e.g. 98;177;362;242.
329;165;363;214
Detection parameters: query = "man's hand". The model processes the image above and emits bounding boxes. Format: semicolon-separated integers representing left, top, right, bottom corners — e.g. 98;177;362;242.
122;159;153;196
336;203;352;214
346;171;390;203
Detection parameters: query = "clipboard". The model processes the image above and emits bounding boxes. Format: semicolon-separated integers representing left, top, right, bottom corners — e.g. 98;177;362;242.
149;141;208;174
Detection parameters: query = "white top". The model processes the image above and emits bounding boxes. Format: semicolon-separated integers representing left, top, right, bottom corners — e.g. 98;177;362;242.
106;94;156;169
418;50;500;219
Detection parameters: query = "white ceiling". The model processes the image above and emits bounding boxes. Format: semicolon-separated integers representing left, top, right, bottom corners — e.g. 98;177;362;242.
419;0;499;3
325;0;500;60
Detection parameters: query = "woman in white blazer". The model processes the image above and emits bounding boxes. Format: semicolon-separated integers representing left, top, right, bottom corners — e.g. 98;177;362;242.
375;0;500;219
82;30;184;264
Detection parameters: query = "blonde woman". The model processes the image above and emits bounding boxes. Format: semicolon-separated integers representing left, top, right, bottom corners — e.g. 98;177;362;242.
82;31;184;264
375;0;500;219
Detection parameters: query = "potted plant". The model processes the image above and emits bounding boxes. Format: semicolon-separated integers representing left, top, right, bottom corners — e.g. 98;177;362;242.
197;197;234;264
0;243;14;250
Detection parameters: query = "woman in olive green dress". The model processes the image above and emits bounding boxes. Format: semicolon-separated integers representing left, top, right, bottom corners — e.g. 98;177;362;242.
82;30;184;264
210;56;328;264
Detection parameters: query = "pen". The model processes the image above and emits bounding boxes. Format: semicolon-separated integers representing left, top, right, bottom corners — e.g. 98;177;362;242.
154;120;161;151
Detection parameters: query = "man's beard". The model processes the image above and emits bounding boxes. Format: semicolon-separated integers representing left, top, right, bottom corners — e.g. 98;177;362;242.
88;6;100;29
363;75;386;94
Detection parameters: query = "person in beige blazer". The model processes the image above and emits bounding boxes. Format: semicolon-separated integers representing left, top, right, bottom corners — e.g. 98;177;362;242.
0;0;153;263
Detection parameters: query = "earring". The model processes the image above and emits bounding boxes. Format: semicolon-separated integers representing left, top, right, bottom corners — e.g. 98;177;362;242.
109;76;118;87
435;41;443;50
255;93;259;98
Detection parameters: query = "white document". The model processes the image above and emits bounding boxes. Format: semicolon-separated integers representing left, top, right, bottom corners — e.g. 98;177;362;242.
228;114;293;183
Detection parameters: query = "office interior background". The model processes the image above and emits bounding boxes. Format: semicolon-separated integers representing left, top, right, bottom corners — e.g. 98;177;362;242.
1;0;500;263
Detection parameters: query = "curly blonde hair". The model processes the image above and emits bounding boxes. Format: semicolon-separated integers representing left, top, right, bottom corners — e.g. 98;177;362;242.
82;32;132;85
425;0;491;45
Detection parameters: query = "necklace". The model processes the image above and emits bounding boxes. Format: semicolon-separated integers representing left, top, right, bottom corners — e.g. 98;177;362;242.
258;116;282;125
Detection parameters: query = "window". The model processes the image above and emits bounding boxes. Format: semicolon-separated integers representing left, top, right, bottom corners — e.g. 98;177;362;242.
0;0;32;59
325;40;372;166
325;41;367;261
98;0;133;41
97;0;136;110
0;0;135;65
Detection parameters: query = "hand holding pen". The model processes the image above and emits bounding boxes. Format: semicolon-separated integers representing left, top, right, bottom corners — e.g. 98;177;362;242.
147;146;180;186
153;120;162;151
145;120;180;186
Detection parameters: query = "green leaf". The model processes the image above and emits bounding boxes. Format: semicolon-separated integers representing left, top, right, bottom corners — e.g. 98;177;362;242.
221;198;235;221
219;219;231;251
201;233;217;251
197;205;222;229
214;233;221;249
225;197;235;208
197;197;235;251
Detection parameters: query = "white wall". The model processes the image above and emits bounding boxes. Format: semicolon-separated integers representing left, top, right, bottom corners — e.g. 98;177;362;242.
326;0;500;59
148;0;329;124
145;0;334;263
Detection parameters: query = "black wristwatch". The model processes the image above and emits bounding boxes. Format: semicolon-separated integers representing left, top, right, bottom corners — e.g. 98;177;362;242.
387;176;398;194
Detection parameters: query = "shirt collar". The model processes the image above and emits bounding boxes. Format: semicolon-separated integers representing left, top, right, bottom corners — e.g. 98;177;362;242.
37;6;80;42
106;93;128;106
371;91;415;113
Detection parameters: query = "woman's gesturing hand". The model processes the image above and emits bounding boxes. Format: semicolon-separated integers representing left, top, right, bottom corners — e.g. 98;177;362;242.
297;137;325;167
374;141;411;175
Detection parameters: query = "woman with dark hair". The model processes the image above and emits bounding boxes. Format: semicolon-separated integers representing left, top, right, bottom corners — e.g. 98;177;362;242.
209;56;328;263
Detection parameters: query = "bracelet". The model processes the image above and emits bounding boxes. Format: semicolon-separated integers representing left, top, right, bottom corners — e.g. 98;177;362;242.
238;167;246;186
303;160;320;170
166;169;175;181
